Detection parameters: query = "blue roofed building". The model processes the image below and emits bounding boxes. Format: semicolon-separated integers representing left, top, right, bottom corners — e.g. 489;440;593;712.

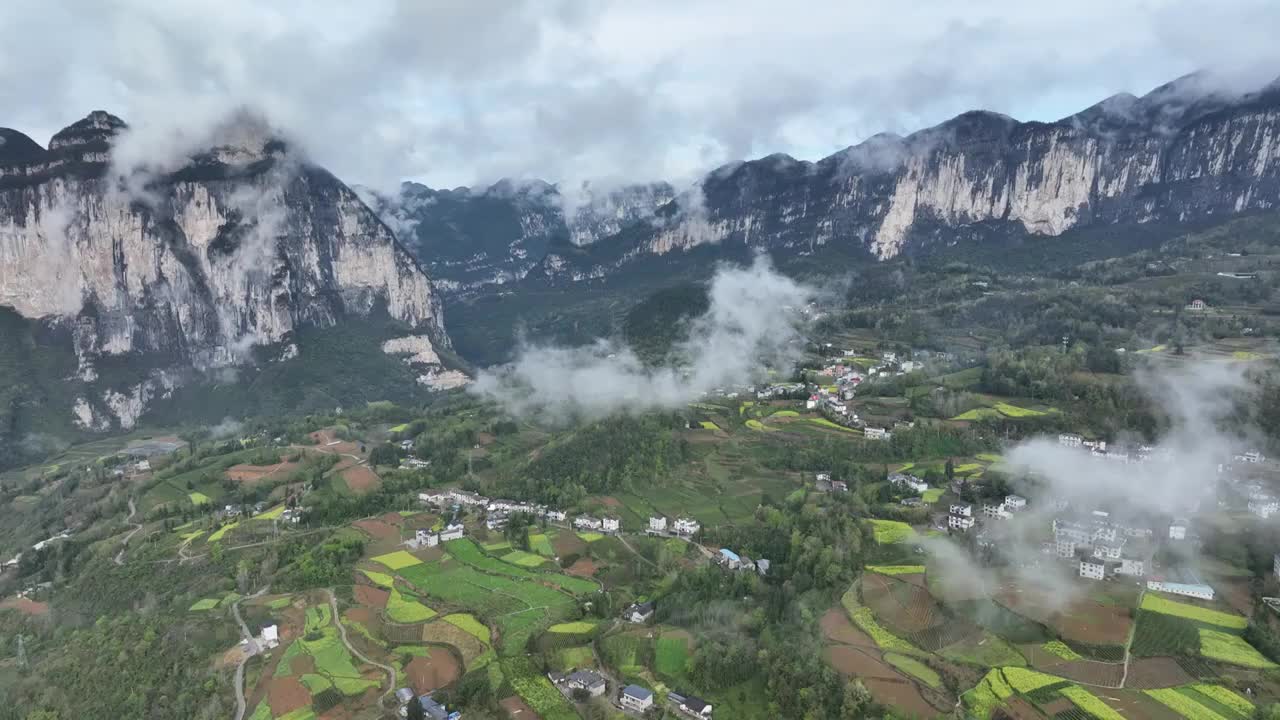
717;548;741;569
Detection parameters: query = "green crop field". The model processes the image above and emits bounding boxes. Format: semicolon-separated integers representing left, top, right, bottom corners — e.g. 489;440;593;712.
807;418;859;433
371;550;423;570
1140;594;1248;629
549;621;597;634
552;645;595;671
386;587;437;623
1146;688;1233;720
529;533;555;556
1189;684;1254;716
1060;686;1125;720
1042;640;1084;660
189;598;219;611
867;519;915;544
921;488;943;503
208;521;239;542
699;421;720;430
576;531;604;542
503;657;578;720
1132;610;1201;656
501;550;546;568
866;564;925;576
655;635;690;677
361;569;395;588
744;419;775;432
884;652;941;688
1198;629;1276;668
189;491;211;505
953;408;1001;421
444;613;491;642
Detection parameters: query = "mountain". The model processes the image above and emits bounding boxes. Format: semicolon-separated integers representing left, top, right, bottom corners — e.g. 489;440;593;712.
368;179;674;296
0;111;462;457
392;72;1280;297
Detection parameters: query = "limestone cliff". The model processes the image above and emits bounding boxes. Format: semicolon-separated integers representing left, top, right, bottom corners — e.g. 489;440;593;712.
0;111;454;431
388;72;1280;289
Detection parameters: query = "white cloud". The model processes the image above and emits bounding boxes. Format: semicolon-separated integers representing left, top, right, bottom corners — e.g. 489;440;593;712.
473;254;816;418
1;1;1278;192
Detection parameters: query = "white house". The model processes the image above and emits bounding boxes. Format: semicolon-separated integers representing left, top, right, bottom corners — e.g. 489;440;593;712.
983;504;1012;520
648;516;668;533
1093;542;1124;561
865;427;891;441
950;504;972;517
625;601;655;623
440;523;465;542
1147;580;1214;600
260;624;279;649
678;694;714;718
415;529;440;548
1236;450;1265;464
1249;498;1280;519
1055;541;1076;558
565;669;607;697
1058;433;1083;448
673;518;701;536
544;509;567;522
949;514;975;531
1004;495;1027;511
621;685;655;712
574;516;603;531
1118;557;1146;576
1169;520;1188;540
1079;559;1106;580
601;517;621;534
889;474;928;494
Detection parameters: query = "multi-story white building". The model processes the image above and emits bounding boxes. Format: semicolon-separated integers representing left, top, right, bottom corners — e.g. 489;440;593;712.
865;427;891;441
1147;580;1214;600
602;517;621;534
950;504;972;517
440;523;465;541
1093;542;1124;561
1059;433;1083;448
1080;559;1106;580
415;529;439;548
649;516;668;533
1250;498;1280;519
1169;520;1188;540
1055;540;1076;558
984;504;1012;520
1118;557;1146;576
673;518;701;536
574;516;603;531
889;473;929;493
1004;495;1027;510
544;509;567;522
949;514;975;531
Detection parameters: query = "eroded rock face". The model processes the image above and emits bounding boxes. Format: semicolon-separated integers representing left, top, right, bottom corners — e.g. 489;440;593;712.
0;111;454;430
391;73;1280;290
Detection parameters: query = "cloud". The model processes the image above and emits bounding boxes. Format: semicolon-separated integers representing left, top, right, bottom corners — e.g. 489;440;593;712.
208;417;244;439
1;1;1278;194
1005;361;1249;515
920;360;1256;611
472;255;817;418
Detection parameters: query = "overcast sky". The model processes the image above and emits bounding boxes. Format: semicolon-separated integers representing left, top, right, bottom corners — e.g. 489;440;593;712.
3;0;1279;192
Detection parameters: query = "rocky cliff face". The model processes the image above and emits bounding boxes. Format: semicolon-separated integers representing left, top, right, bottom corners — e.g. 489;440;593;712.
0;111;455;431
370;179;673;296
393;73;1280;292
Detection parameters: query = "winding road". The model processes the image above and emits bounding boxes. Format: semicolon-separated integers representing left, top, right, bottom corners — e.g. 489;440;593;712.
231;587;269;720
325;588;398;708
113;498;142;566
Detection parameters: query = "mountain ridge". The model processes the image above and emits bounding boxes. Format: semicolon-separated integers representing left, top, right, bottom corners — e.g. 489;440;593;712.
0;111;459;451
386;70;1280;297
